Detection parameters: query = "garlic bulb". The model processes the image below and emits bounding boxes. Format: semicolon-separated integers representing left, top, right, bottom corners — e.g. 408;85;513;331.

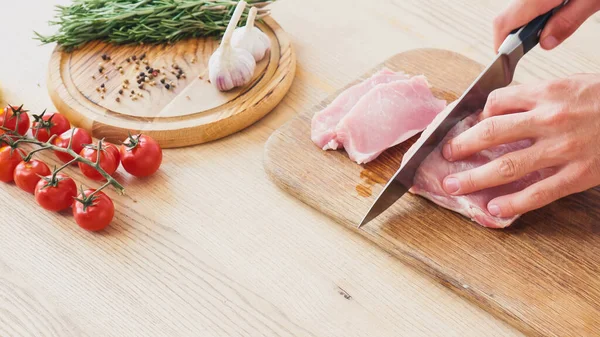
231;7;271;62
208;1;256;92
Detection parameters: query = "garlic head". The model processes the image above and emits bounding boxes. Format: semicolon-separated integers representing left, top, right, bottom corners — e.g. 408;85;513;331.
231;26;271;61
208;44;256;92
231;7;271;62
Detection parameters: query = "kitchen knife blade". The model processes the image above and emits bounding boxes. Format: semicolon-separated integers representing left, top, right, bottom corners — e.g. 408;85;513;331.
358;1;568;229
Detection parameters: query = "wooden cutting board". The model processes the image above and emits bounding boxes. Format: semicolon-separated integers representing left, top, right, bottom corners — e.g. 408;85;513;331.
264;48;600;337
48;16;296;148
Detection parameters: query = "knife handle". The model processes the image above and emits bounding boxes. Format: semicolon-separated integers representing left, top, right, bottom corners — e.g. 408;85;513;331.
498;0;569;55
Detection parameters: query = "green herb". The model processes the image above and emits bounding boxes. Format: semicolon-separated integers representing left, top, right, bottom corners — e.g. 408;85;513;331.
35;0;275;51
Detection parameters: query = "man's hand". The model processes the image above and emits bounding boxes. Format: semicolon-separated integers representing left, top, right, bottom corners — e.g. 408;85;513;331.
441;74;600;218
493;0;600;51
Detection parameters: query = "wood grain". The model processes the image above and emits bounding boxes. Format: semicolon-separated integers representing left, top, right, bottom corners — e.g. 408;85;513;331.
48;16;296;148
264;48;600;337
4;0;600;335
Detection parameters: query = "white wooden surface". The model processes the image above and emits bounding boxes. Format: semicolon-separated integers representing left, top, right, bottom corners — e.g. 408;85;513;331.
1;0;598;335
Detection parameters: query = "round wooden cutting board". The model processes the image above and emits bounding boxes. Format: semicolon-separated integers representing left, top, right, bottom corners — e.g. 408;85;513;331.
47;16;296;148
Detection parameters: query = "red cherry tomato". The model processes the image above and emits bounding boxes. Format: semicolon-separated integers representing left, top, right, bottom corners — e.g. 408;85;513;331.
119;134;162;177
34;174;77;212
53;128;92;164
78;144;118;181
73;189;115;231
104;142;121;165
14;160;51;194
0;105;30;136
32;112;71;142
0;146;26;182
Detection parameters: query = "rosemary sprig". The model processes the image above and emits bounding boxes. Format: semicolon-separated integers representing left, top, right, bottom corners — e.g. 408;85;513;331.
34;0;276;51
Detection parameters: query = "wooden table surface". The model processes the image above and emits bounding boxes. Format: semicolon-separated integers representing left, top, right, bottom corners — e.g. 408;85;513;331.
1;1;599;336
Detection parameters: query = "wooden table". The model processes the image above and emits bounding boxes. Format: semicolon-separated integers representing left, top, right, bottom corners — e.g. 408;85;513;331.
1;1;598;336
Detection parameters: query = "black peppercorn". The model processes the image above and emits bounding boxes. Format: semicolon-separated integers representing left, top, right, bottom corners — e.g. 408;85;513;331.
132;55;137;61
165;83;171;89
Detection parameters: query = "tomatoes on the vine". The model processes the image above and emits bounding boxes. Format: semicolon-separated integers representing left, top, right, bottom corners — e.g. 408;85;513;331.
78;144;119;181
14;160;51;194
119;134;162;177
105;142;120;165
34;174;77;212
0;105;30;136
0;146;26;182
53;128;92;164
73;189;115;231
32;111;71;142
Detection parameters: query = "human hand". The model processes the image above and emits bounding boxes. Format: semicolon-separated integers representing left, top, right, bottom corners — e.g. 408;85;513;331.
440;74;600;218
493;0;600;52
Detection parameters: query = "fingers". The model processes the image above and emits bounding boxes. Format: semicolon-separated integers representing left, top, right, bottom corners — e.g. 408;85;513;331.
493;0;564;51
486;166;586;218
442;143;559;195
480;85;537;120
540;1;600;50
442;112;536;162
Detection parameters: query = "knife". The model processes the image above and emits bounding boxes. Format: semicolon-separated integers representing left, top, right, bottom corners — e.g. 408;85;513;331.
358;1;568;229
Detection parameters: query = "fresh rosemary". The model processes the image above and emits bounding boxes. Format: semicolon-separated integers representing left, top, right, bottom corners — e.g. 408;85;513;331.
34;0;276;51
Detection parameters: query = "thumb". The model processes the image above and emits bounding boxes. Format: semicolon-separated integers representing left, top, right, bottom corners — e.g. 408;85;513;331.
540;1;600;50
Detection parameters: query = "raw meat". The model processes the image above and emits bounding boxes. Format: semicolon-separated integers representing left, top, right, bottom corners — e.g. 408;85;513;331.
335;75;446;164
310;68;409;151
405;108;554;228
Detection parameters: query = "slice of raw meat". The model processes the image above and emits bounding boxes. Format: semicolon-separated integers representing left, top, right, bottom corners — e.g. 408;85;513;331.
405;108;554;228
311;68;409;151
335;75;446;164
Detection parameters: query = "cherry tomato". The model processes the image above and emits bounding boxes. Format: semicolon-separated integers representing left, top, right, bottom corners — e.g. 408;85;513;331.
78;144;118;181
34;174;77;212
73;189;115;231
53;128;92;164
14;160;51;194
120;134;162;177
32;112;71;142
0;146;26;182
105;142;121;165
0;105;30;136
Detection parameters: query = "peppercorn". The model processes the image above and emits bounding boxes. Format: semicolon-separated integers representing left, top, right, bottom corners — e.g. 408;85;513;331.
116;97;121;103
118;89;123;95
165;83;171;89
101;54;108;61
140;53;146;60
145;65;150;70
139;72;145;77
126;57;131;63
176;74;181;79
100;83;105;88
160;78;166;84
132;55;137;61
138;84;144;89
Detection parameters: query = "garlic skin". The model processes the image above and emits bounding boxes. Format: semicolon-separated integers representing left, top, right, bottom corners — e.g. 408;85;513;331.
231;7;271;62
207;0;257;92
208;45;256;92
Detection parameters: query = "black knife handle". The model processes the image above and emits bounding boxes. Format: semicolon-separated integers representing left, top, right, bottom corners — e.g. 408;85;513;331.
500;0;568;55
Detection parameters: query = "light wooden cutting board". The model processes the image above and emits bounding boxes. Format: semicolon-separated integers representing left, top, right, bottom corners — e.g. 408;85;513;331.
264;48;600;337
48;16;296;148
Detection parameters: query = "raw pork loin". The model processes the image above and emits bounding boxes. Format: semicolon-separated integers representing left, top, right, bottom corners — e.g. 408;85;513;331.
335;75;446;164
405;108;554;228
311;68;409;151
